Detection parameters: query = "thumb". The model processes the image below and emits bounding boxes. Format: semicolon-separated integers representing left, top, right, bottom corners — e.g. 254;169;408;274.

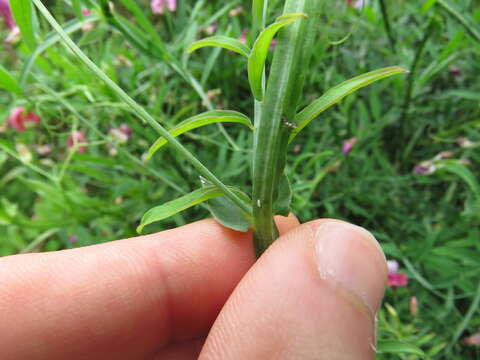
200;220;388;359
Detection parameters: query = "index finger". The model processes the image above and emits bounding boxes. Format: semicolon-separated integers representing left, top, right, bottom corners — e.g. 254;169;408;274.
0;215;299;360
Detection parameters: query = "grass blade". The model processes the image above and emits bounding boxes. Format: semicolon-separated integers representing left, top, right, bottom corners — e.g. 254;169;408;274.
10;0;37;50
137;187;223;233
188;36;251;57
377;340;425;357
248;13;307;100
0;65;21;94
147;110;253;159
252;0;266;30
20;16;99;88
118;0;168;54
290;66;408;142
441;161;480;200
436;0;480;42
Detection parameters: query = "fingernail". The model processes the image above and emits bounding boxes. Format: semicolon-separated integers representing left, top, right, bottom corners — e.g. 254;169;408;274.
314;221;387;315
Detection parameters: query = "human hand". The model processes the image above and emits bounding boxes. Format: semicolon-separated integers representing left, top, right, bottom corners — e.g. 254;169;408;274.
0;216;387;359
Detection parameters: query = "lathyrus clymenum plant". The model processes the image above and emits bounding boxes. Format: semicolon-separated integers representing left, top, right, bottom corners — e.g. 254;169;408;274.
29;0;406;256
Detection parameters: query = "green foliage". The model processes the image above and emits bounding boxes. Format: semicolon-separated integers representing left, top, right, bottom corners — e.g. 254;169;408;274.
137;185;251;233
147;110;254;159
0;65;20;94
10;0;37;50
248;13;307;100
0;0;479;358
188;36;251;57
289;66;408;142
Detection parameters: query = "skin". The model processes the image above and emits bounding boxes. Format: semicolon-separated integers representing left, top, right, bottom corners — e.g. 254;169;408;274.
0;215;387;359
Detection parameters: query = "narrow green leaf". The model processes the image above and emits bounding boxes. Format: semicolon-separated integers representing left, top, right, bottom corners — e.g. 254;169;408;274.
11;0;37;50
201;179;253;232
252;0;266;29
188;36;251;58
441;161;480;200
377;340;425;357
20;16;100;88
147;110;254;159
118;0;168;55
71;0;82;18
0;65;21;94
436;0;480;43
273;173;292;216
137;187;224;233
248;13;307;100
421;0;438;13
289;66;408;142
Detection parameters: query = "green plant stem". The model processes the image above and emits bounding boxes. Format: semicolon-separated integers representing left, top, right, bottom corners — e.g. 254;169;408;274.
399;20;434;160
0;141;55;181
20;228;59;253
451;280;480;345
252;0;320;255
378;0;396;53
436;0;480;43
32;0;251;217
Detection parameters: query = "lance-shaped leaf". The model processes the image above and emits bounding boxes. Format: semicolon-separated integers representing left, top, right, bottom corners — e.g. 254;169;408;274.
147;110;254;159
0;65;20;94
289;66;408;142
137;186;253;233
188;36;251;58
137;186;223;233
201;178;253;232
377;340;425;357
252;0;266;29
273;173;292;217
248;13;307;101
11;0;37;50
441;161;480;200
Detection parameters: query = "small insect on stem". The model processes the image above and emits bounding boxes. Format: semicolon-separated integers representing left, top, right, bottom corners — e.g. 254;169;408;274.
283;119;298;130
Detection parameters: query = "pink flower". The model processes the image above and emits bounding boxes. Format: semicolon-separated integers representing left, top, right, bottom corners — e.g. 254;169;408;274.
0;0;16;29
119;124;133;139
434;151;454;160
8;107;40;132
387;260;409;288
34;144;52;156
67;131;88;153
151;0;176;14
239;29;248;45
347;0;364;9
269;38;277;51
82;9;91;16
457;137;475;148
109;124;133;143
202;23;217;36
409;296;418;316
5;25;19;44
342;137;358;155
68;235;78;244
448;65;461;77
463;333;480;346
229;6;243;17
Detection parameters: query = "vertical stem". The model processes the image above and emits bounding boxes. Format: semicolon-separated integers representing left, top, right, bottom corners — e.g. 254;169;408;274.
399;20;434;161
252;0;320;255
378;0;396;53
436;0;480;43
